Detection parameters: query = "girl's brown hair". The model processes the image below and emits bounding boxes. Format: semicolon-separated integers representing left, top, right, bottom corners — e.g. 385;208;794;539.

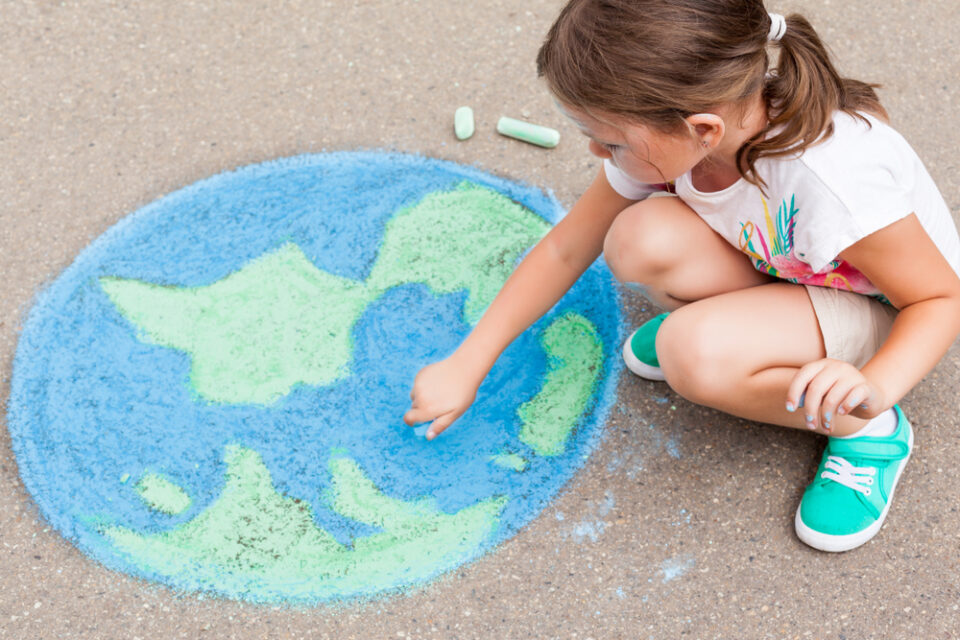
536;0;888;188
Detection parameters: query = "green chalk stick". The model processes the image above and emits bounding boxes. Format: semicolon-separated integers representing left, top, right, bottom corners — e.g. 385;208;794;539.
496;116;559;148
454;106;475;140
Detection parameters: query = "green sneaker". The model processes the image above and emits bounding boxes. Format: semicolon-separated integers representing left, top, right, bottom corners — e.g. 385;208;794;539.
795;405;913;552
622;312;668;381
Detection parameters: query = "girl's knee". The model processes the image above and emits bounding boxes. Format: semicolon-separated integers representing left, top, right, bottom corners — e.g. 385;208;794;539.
603;198;686;284
655;306;731;405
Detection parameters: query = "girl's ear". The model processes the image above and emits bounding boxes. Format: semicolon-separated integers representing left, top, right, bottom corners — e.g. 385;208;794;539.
686;113;725;149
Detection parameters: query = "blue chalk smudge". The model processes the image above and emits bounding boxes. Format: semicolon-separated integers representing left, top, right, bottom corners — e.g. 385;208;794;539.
572;520;606;543
660;554;695;583
671;508;692;527
665;437;682;459
598;490;615;516
566;490;615;544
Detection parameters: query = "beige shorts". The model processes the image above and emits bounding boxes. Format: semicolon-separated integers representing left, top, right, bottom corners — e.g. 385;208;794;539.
804;285;899;368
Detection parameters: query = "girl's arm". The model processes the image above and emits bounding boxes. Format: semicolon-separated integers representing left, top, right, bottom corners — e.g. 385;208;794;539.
787;213;960;424
404;167;636;439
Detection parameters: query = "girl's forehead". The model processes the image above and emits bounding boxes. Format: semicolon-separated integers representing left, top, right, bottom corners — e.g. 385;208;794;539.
557;103;630;138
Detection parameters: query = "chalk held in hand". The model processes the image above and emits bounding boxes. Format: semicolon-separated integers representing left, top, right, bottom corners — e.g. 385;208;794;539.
454;106;475;140
496;116;560;148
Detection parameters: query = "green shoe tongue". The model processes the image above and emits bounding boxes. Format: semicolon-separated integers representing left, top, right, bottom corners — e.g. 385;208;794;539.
827;437;909;462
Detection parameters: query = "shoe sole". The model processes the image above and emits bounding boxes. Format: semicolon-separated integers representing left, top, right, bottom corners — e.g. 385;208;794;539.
794;419;913;553
621;331;665;381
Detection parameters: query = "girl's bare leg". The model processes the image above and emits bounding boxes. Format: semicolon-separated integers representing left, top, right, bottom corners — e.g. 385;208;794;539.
603;196;868;436
655;283;869;436
602;196;775;311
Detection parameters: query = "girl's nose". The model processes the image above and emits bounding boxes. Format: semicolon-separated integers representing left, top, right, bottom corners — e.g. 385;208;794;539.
588;139;612;159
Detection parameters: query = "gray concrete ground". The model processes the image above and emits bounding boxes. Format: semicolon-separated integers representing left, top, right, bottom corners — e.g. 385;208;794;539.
2;1;959;638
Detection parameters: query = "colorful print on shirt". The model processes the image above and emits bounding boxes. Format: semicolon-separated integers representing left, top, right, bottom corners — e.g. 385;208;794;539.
737;195;887;301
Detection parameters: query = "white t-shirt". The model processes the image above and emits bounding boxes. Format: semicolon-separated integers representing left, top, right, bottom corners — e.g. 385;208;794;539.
604;111;960;300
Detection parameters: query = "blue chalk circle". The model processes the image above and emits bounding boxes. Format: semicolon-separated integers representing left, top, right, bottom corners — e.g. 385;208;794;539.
7;151;624;604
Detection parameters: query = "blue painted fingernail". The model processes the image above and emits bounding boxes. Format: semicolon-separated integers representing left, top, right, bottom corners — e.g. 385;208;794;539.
859;403;868;409
824;411;832;422
805;414;814;422
786;402;795;412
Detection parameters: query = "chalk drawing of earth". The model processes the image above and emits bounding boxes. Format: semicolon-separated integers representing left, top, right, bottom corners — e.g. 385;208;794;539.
7;152;622;604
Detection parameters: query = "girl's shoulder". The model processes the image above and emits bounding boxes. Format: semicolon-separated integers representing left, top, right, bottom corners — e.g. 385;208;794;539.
800;110;917;168
781;110;927;203
779;110;955;275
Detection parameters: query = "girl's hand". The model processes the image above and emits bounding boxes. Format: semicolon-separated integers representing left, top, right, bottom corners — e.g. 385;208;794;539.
785;358;885;432
404;356;483;441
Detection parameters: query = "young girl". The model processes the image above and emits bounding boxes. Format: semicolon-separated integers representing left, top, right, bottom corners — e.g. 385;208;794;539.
404;0;960;552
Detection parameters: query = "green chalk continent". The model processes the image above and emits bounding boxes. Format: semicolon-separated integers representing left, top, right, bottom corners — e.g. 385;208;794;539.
104;446;507;603
518;313;603;456
101;181;549;405
135;473;192;515
367;182;550;324
101;244;371;405
489;452;529;472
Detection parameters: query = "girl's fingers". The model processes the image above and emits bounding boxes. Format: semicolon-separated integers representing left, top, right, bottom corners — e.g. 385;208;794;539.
786;361;827;412
837;384;870;416
788;360;876;433
425;412;458;440
821;378;861;432
799;371;837;431
403;406;433;426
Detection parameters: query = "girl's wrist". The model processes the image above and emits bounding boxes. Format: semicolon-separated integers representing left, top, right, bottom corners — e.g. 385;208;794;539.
859;366;897;411
855;372;894;418
450;338;499;383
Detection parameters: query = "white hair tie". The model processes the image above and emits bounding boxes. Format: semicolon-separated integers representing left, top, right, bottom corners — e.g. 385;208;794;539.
768;13;787;42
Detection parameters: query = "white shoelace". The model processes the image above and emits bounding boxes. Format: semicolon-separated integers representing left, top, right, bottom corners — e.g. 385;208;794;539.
821;456;877;496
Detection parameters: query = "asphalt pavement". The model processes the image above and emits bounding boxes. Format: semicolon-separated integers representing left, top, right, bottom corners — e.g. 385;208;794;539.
1;1;959;638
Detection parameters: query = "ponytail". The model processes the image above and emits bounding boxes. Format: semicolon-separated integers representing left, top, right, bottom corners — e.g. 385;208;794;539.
739;13;889;187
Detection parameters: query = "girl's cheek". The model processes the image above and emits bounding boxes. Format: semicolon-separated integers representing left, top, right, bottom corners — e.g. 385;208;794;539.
618;158;657;184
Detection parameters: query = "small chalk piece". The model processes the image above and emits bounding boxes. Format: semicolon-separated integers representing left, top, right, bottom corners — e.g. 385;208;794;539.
454;106;475;140
496;116;560;148
413;424;430;438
